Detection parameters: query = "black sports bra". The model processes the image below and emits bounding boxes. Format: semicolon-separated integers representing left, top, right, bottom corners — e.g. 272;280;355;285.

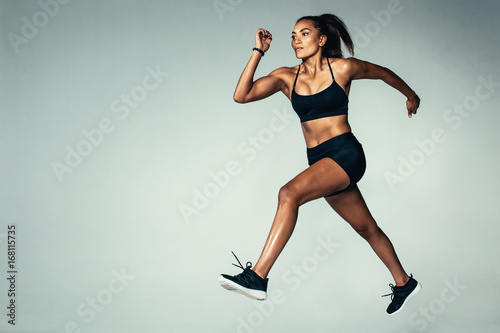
291;59;348;123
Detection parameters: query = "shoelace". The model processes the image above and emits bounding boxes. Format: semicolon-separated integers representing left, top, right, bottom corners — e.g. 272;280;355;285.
382;275;413;299
381;283;396;300
230;251;253;270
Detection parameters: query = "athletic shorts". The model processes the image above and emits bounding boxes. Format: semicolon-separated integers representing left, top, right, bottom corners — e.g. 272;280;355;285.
306;132;366;197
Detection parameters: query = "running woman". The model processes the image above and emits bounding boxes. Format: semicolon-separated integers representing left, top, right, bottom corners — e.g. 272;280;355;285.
218;14;421;315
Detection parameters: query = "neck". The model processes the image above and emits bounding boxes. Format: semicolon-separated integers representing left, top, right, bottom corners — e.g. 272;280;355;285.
300;53;328;75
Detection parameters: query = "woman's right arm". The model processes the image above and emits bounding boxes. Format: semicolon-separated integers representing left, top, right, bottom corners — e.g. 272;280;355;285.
233;29;286;104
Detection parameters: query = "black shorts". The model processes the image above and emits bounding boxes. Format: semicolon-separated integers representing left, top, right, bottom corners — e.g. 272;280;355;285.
307;132;366;197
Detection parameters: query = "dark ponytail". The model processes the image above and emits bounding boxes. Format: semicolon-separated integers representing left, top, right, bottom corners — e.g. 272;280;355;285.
296;14;354;58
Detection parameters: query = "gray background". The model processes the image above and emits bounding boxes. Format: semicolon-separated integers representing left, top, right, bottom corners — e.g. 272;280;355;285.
1;0;499;332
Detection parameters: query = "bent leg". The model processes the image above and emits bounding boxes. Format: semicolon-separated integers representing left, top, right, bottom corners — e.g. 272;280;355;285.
325;186;409;286
252;158;350;279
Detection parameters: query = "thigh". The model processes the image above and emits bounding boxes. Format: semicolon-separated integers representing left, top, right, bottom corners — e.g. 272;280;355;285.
324;186;377;230
284;157;350;206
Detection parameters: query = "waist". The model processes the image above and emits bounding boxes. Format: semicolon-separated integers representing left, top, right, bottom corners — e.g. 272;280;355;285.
306;132;358;155
302;115;351;148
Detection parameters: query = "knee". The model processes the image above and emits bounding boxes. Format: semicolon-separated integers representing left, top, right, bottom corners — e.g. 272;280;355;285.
355;224;381;241
278;183;301;207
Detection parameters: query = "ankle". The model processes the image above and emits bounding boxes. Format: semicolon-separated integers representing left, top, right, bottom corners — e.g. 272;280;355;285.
252;267;267;280
395;275;410;287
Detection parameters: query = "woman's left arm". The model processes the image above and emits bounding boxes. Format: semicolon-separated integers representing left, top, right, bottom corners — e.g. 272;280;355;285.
347;58;420;118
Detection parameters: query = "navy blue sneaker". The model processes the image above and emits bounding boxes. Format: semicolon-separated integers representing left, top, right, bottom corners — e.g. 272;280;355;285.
383;274;421;315
218;252;268;300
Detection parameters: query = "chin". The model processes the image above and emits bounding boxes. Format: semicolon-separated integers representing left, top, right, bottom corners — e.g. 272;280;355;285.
294;52;305;59
294;49;313;60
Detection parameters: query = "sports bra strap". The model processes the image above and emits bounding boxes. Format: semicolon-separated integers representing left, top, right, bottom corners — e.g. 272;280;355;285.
293;65;300;89
326;58;334;80
293;59;334;89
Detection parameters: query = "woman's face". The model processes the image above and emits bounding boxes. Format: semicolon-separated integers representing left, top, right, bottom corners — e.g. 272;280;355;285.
291;19;325;59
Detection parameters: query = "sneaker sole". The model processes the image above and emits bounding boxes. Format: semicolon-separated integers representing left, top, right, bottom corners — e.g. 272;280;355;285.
218;275;267;300
389;281;422;315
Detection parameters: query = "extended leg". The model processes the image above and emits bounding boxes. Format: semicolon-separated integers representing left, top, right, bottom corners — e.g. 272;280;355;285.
324;186;409;286
325;186;421;314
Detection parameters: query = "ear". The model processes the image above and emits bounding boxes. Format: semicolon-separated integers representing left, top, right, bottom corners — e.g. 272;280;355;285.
319;34;327;47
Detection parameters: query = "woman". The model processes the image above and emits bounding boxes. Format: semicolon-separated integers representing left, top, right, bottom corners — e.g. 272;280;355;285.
218;14;421;315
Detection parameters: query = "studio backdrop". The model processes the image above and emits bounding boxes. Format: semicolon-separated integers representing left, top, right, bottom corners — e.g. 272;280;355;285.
1;0;499;332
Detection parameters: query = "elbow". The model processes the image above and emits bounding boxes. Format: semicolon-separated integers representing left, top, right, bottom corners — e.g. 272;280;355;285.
380;67;395;81
233;93;246;104
234;84;254;103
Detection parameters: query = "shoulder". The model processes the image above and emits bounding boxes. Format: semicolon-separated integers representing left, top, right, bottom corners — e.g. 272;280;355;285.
332;57;384;80
267;66;300;92
331;57;365;73
268;65;299;79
